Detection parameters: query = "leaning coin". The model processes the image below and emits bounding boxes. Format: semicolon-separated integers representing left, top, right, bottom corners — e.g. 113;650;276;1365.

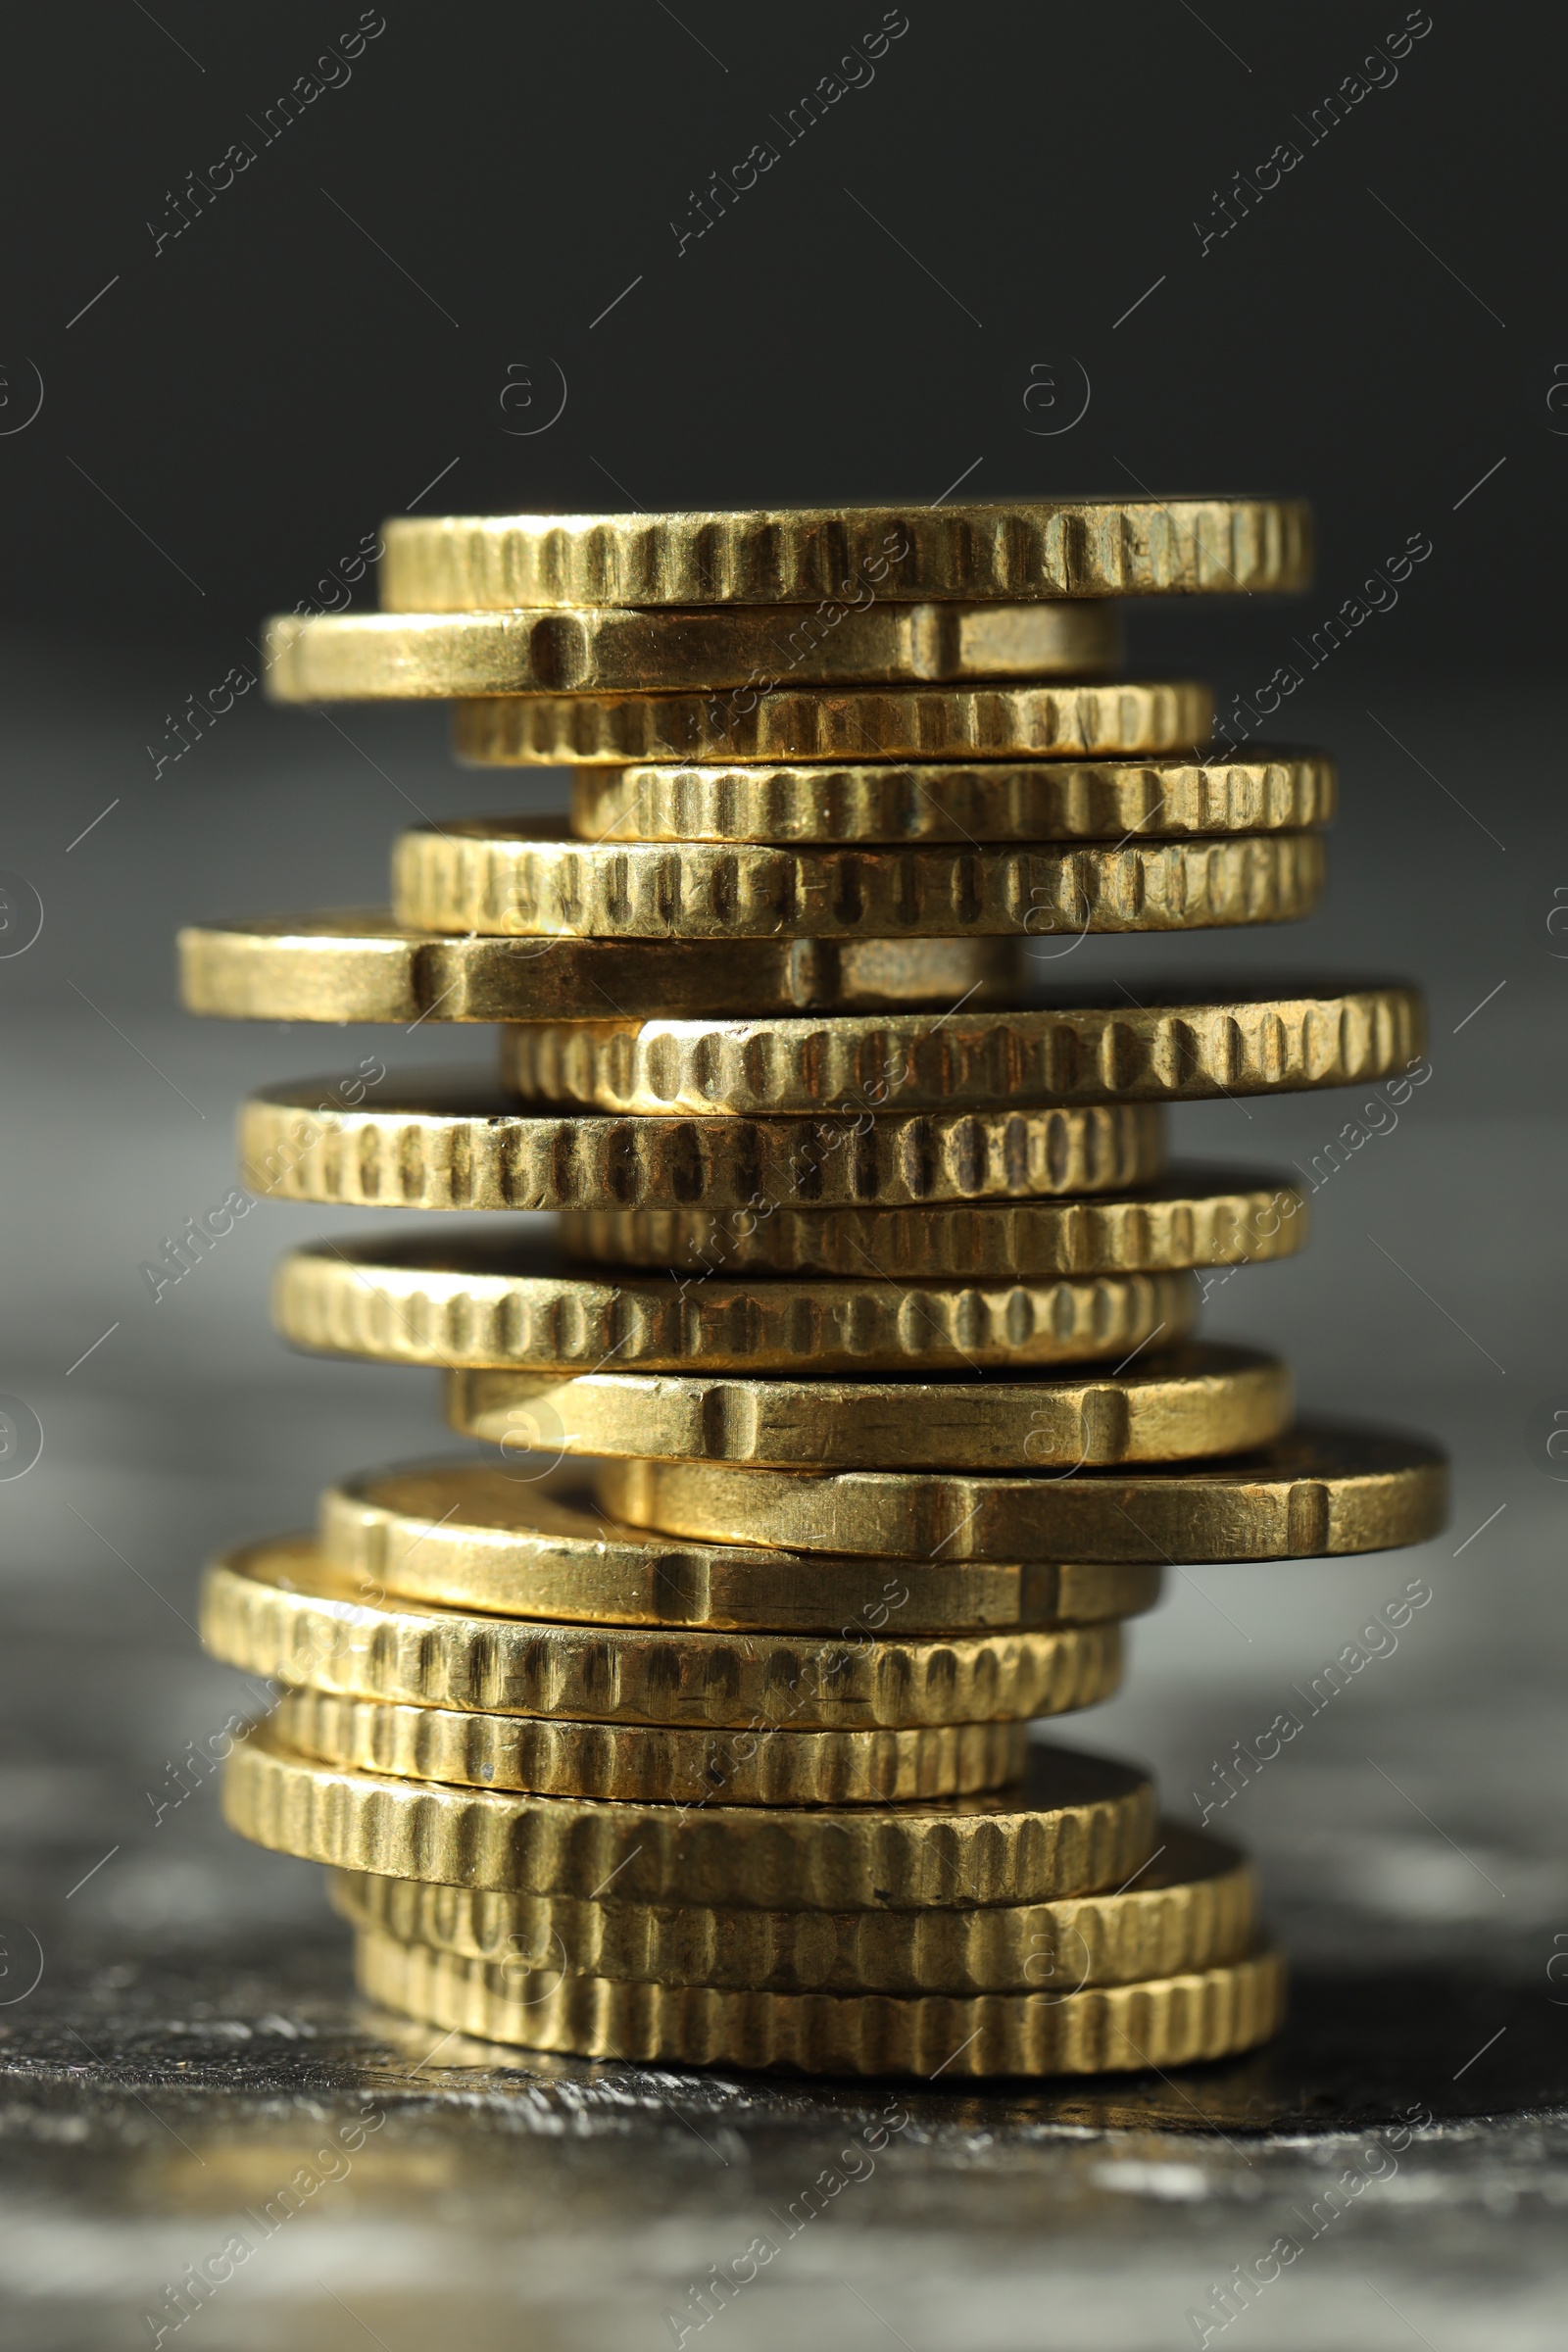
598;1421;1449;1563
569;751;1336;845
329;1822;1253;1992
263;601;1122;700
318;1460;1164;1633
179;910;1017;1022
273;1230;1200;1374
390;819;1324;939
378;498;1311;608
453;679;1213;765
202;1538;1123;1727
221;1731;1158;1906
354;1925;1287;2076
557;1169;1310;1278
446;1345;1291;1473
271;1688;1030;1805
240;1074;1166;1212
497;983;1425;1114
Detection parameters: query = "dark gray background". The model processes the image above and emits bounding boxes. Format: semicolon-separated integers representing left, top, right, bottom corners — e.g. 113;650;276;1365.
1;6;1565;2347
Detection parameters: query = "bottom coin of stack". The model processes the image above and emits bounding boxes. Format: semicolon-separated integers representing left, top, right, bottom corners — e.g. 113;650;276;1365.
203;1465;1285;2075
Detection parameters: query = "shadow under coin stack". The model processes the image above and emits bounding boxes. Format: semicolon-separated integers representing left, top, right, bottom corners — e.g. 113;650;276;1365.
186;501;1449;2078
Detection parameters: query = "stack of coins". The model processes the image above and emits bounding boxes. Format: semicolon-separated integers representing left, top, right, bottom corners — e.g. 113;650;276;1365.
185;501;1448;2078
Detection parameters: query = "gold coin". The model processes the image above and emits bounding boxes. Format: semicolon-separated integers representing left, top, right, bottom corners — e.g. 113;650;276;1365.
274;1231;1200;1375
570;752;1337;846
354;1924;1285;2075
221;1731;1157;1906
318;1461;1163;1634
271;1688;1029;1806
445;1345;1291;1472
454;679;1212;765
203;1539;1123;1728
179;910;1015;1023
263;602;1122;701
559;1169;1309;1279
600;1420;1449;1564
379;499;1312;608
241;1075;1166;1213
498;984;1426;1115
391;819;1324;940
329;1823;1252;1993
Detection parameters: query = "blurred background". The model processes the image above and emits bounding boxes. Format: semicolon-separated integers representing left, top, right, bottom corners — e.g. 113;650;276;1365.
1;5;1564;2345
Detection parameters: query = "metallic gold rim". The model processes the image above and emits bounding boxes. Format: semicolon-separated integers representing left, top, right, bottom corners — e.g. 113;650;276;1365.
354;1925;1287;2074
220;1731;1158;1907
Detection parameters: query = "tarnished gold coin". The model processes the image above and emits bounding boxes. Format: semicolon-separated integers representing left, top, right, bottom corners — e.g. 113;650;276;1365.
559;1169;1309;1279
570;752;1337;846
179;910;1014;1024
271;1688;1029;1806
274;1230;1200;1375
241;1074;1166;1213
454;679;1212;766
390;820;1324;941
330;1824;1252;1993
379;499;1312;609
354;1924;1286;2075
600;1421;1450;1564
445;1345;1291;1472
202;1538;1123;1727
498;984;1426;1115
263;602;1122;702
318;1461;1164;1634
222;1732;1158;1906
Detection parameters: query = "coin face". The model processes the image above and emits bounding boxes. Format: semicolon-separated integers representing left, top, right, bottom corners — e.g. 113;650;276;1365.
222;1731;1160;1907
317;1461;1163;1634
378;498;1313;608
262;601;1123;699
444;1343;1293;1472
273;1230;1200;1375
497;984;1427;1115
353;1925;1287;2075
452;678;1213;764
598;1422;1450;1564
239;1074;1167;1211
329;1822;1254;1993
202;1538;1124;1727
568;752;1337;846
388;819;1325;939
178;911;1018;1021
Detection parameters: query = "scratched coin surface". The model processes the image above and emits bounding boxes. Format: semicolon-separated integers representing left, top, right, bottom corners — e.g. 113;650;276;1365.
378;498;1312;608
273;1230;1200;1375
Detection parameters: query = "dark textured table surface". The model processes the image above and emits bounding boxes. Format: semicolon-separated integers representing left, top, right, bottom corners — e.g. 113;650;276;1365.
3;644;1565;2348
